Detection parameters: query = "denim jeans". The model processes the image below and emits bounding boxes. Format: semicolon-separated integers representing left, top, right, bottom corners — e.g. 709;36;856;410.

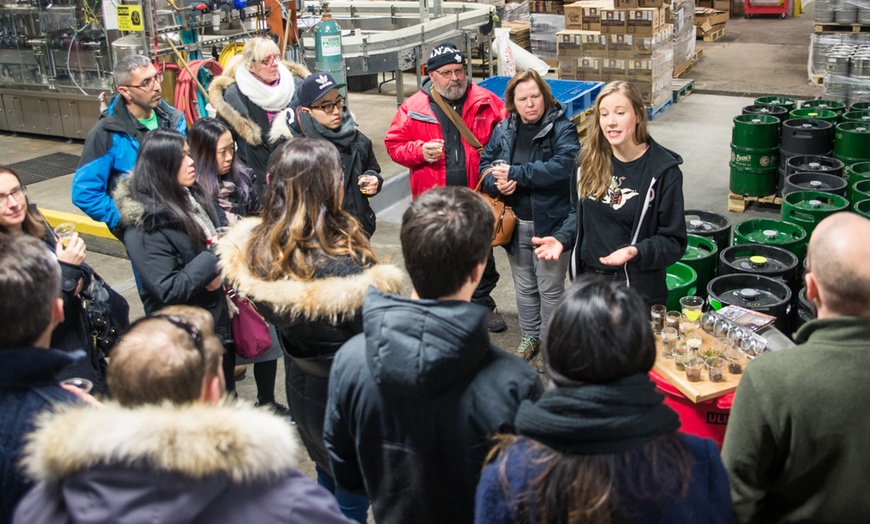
507;220;570;340
316;465;370;523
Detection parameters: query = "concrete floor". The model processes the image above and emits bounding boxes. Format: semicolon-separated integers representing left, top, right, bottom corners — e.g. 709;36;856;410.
3;10;817;518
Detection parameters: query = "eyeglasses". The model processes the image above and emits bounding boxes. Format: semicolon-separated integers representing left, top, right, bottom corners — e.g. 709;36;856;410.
0;185;26;209
431;67;466;79
126;314;204;361
311;96;345;114
258;55;281;66
123;72;163;91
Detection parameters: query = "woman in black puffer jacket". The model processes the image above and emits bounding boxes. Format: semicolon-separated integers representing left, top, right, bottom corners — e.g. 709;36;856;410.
114;128;235;389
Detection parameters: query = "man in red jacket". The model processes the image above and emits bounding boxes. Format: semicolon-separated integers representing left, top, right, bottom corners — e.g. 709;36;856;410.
385;42;507;332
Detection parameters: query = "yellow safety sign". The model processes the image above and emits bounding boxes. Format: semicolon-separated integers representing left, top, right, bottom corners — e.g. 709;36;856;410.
117;5;144;32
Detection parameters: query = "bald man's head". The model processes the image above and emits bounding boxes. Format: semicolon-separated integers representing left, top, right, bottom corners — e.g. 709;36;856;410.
806;212;870;317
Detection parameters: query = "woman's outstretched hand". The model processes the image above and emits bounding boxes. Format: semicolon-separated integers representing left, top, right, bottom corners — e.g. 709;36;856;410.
532;236;564;261
600;246;638;266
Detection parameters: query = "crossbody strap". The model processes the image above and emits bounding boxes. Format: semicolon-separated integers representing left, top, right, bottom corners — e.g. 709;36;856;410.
430;88;484;155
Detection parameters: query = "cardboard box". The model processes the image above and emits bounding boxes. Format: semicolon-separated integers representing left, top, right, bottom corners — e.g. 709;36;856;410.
530;0;566;14
564;0;612;30
639;0;666;6
625;7;662;37
713;0;731;13
607;34;634;57
600;9;627;33
564;2;585;28
601;57;627;77
558;58;578;79
580;31;609;55
615;0;637;8
695;7;729;27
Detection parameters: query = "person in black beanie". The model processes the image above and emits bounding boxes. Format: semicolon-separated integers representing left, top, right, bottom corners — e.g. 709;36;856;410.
474;277;732;524
385;41;508;333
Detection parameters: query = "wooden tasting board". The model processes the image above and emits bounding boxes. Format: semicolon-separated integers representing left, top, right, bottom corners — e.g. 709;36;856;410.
653;330;742;403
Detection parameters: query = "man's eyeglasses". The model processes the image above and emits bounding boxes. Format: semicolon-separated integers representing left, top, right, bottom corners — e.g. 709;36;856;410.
259;55;281;66
126;314;204;361
431;68;466;79
311;96;345;114
0;185;26;209
123;72;163;91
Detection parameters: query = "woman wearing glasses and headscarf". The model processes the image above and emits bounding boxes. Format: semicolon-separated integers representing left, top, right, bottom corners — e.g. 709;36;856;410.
208;37;309;197
269;72;383;237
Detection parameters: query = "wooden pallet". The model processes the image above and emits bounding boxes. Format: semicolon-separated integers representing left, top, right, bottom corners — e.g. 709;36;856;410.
646;98;673;121
571;109;595;143
728;192;783;213
672;78;695;103
699;27;725;41
814;23;870;33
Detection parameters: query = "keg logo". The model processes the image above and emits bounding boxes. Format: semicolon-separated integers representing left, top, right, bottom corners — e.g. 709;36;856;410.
760;156;771;167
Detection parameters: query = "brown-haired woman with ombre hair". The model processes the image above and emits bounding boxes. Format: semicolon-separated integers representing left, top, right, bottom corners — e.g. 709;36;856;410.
218;137;403;523
538;81;687;307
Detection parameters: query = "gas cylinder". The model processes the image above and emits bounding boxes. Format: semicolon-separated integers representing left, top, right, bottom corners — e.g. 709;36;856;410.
315;3;347;97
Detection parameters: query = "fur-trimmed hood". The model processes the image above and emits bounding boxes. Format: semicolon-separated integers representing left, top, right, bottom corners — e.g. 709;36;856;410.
21;401;300;484
208;60;309;147
217;217;406;322
112;176;149;228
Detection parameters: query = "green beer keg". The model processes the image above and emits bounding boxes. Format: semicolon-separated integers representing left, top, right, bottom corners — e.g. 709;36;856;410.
789;108;838;125
781;191;850;236
730;114;780;196
666;262;697;311
734;219;808;268
681;235;718;299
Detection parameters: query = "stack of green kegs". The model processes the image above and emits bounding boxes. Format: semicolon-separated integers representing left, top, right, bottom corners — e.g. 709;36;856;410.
834;122;870;172
734;218;809;271
781;191;850;236
801;99;846;120
779;119;835;194
680;235;718;299
731;114;780;196
790;107;838;125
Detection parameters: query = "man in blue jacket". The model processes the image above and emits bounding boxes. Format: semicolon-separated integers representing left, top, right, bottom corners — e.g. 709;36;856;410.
72;55;186;236
0;235;79;523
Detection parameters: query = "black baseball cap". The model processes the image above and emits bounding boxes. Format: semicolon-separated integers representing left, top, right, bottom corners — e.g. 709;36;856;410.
298;72;347;107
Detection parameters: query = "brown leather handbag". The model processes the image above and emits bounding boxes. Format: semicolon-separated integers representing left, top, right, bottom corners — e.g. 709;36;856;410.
475;169;516;247
431;89;515;246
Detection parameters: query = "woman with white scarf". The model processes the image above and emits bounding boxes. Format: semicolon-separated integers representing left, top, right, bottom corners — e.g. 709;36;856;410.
209;38;309;197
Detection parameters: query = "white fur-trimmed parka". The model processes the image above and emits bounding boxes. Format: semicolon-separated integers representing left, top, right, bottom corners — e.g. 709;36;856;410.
13;402;355;523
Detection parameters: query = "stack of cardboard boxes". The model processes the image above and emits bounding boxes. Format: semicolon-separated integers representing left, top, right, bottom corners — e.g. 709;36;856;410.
557;0;674;109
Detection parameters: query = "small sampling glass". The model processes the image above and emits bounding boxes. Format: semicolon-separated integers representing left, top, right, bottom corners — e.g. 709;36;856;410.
725;348;747;375
674;343;690;371
706;357;727;383
650;304;666;334
666;310;681;333
60;377;94;393
679;295;704;322
685;328;704;354
661;327;679;359
54;222;76;247
685;357;704;382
